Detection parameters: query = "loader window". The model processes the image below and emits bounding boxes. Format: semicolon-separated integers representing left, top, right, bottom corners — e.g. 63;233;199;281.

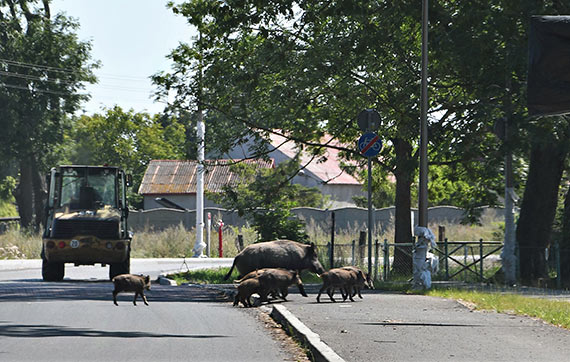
89;169;117;207
59;168;117;209
60;169;84;209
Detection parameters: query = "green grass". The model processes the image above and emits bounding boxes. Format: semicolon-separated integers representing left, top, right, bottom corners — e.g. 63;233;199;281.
169;267;231;285
369;284;570;330
426;288;570;329
168;267;322;285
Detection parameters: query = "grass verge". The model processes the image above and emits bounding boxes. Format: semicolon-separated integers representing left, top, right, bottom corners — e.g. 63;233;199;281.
168;267;322;285
426;288;570;330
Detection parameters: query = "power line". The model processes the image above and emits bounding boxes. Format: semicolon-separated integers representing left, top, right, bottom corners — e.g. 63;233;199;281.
0;70;77;85
0;82;85;97
1;68;154;94
0;57;152;82
0;58;169;109
0;58;79;75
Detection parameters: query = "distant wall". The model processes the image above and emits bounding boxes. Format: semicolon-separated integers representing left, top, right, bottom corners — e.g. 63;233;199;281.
128;205;502;233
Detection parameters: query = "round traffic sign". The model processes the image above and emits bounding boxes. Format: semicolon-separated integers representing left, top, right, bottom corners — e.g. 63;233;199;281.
358;132;382;157
357;109;381;132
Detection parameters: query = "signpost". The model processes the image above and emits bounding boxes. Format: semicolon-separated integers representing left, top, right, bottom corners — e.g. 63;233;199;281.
357;109;381;277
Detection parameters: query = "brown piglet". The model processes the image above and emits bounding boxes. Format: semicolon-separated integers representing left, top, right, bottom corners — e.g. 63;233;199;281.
112;274;151;306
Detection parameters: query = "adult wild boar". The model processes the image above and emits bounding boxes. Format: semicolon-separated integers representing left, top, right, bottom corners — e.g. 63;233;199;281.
223;239;325;280
112;274;151;306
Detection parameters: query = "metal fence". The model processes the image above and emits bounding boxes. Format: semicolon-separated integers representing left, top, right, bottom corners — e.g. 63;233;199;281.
320;237;570;288
0;217;19;235
318;238;506;284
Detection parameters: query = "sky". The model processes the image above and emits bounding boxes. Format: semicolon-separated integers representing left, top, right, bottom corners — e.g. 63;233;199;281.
50;0;195;115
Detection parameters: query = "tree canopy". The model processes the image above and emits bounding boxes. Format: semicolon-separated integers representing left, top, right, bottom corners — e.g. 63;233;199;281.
0;0;97;228
68;106;186;208
153;0;570;283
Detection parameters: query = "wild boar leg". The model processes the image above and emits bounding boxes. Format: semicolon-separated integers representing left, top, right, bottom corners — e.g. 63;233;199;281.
113;291;119;306
278;287;288;301
340;287;348;302
347;287;355;302
327;287;337;302
141;292;149;306
132;292;138;306
297;283;308;297
316;285;328;303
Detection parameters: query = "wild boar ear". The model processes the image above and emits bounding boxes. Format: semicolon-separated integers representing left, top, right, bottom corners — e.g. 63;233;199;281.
310;242;316;252
145;275;150;283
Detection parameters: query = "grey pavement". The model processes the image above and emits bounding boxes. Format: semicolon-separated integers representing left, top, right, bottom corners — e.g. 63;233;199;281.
208;283;570;362
3;259;570;362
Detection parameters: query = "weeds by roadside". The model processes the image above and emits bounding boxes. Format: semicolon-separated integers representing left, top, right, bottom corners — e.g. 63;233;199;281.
427;288;570;330
0;229;41;259
0;215;503;260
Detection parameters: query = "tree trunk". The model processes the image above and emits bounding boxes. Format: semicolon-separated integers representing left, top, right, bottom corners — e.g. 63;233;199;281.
392;137;414;275
31;156;47;231
516;139;566;285
15;158;34;229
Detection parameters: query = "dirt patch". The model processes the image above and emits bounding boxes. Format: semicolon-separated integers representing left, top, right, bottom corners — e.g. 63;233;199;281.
250;306;311;362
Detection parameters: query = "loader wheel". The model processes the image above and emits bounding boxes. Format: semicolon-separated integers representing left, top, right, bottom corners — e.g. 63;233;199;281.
42;257;64;281
109;251;130;280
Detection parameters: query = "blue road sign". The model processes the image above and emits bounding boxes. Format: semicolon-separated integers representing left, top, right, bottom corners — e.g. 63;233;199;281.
358;132;382;157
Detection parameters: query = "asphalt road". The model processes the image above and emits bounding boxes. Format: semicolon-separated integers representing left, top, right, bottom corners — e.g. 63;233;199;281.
284;286;570;362
0;259;301;362
0;258;234;282
3;259;570;362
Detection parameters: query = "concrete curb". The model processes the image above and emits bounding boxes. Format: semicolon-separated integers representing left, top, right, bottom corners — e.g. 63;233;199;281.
157;275;178;285
270;304;345;362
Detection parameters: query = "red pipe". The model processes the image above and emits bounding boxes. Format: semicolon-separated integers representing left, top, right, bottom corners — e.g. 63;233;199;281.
218;220;224;257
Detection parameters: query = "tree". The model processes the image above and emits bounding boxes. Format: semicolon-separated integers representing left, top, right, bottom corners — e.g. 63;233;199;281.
68;106;186;208
517;115;570;284
157;1;570;283
156;1;438;273
428;1;570;284
208;157;325;242
0;0;97;229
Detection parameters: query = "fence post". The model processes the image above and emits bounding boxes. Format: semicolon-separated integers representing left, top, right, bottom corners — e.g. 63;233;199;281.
374;239;379;282
327;242;331;269
383;239;389;281
555;241;561;289
479;238;484;282
444;238;449;280
503;240;521;281
330;212;335;269
464;244;468;281
237;234;244;252
351;240;356;266
438;225;446;242
359;231;366;267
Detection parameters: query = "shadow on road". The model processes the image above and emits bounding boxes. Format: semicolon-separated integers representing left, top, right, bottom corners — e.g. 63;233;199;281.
0;281;232;304
0;321;230;339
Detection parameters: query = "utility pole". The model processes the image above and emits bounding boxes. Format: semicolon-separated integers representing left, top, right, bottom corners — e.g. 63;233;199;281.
412;0;431;289
193;30;206;257
418;0;429;228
